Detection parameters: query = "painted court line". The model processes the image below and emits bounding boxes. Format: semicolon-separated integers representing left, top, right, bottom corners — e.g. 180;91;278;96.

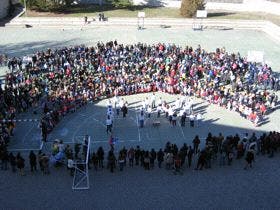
22;122;37;143
179;125;186;141
92;117;106;128
134;107;141;142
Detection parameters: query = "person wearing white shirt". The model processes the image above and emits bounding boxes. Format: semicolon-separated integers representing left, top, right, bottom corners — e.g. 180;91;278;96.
151;93;156;108
119;98;124;109
147;106;152;118
144;97;149;110
106;115;113;133
139;111;145;128
175;98;181;110
189;97;194;111
157;97;162;107
168;107;174;124
116;102;120;115
189;113;195;127
142;100;146;110
196;113;202;127
107;99;112;107
113;95;119;109
184;102;191;115
156;105;162;118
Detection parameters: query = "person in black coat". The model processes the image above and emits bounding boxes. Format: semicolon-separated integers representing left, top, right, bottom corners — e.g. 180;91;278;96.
195;150;206;170
180;112;186;127
1;149;9;170
135;146;141;166
157;149;164;168
187;146;194;168
97;147;104;168
244;150;255;170
29;150;37;172
122;104;128;118
9;152;16;172
16;152;25;176
107;150;116;173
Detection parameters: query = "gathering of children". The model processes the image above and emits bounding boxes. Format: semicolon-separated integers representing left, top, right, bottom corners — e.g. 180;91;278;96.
1;41;279;178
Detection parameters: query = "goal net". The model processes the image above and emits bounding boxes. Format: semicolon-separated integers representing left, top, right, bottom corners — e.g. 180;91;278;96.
72;135;91;190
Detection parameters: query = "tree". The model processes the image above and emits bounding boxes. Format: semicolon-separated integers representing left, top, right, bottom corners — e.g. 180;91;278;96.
20;0;75;11
106;0;132;8
180;0;205;18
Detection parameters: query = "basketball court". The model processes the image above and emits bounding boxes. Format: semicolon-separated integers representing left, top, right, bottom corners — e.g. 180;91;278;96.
7;91;280;153
0;22;279;152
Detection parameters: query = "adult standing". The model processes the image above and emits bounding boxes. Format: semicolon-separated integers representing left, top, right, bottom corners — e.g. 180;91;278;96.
29;150;37;172
97;147;104;168
189;112;195;127
180;112;186;127
244;149;255;170
1;149;9;170
16;152;25;176
122;103;128;118
9;152;16;172
108;150;116;173
187;146;194;168
127;147;135;167
139;111;145;128
106;115;113;134
157;149;164;168
193;135;201;154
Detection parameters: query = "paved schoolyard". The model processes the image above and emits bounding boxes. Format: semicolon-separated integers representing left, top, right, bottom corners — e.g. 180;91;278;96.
0;26;279;72
8;92;280;152
0;25;280;209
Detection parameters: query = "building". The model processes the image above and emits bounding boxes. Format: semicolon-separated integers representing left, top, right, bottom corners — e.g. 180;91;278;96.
0;0;10;20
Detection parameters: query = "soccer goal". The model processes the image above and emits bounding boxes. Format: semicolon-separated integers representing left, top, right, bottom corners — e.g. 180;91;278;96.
72;135;91;190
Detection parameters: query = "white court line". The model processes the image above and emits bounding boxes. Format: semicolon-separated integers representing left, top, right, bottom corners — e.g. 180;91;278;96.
22;122;36;143
93;139;139;143
71;114;96;141
179;125;186;141
129;117;138;125
92;117;106;128
8;148;42;152
134;107;141;142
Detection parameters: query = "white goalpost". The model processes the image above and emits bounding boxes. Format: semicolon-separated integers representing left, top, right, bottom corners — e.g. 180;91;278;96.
72;135;91;190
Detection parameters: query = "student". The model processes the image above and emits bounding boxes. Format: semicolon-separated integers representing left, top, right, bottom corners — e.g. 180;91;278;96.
139;111;145;128
189;112;195;127
106;115;113;134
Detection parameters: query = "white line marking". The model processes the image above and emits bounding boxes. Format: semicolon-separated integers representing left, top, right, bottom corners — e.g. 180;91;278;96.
134;107;141;142
179;125;186;141
71;114;95;141
94;139;139;143
22;122;36;143
92;117;106;128
129;117;138;125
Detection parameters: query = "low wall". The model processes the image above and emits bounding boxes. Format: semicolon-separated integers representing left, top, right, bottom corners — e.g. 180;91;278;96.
0;0;10;20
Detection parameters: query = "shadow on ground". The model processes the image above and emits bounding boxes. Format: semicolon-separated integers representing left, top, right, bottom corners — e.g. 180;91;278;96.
0;39;79;57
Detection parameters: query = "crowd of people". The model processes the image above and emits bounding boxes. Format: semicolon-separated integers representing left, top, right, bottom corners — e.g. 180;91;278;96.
0;41;279;172
1;131;280;175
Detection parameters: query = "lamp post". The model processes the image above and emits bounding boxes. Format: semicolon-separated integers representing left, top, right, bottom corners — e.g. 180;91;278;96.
24;0;27;17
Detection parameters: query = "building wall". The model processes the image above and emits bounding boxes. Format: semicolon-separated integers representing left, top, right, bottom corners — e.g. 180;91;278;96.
0;0;10;20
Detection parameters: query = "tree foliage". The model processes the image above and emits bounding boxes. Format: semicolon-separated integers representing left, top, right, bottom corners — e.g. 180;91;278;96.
180;0;205;18
106;0;132;8
20;0;75;11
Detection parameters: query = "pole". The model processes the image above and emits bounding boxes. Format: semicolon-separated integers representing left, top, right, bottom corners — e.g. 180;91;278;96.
24;0;27;17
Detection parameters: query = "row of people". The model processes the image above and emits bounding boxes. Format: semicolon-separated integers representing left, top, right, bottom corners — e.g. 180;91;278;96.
1;41;279;146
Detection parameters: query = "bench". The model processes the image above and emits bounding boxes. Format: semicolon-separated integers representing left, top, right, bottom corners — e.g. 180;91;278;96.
152;121;160;127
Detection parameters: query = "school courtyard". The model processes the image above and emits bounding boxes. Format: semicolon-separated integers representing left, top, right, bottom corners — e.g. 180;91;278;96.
0;24;280;209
